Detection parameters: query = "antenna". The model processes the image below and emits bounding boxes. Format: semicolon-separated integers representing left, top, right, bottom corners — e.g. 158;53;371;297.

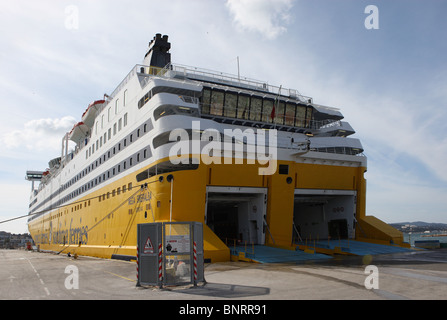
237;56;240;81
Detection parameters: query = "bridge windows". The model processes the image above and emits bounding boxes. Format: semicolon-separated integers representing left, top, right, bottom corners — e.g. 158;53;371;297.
237;94;250;120
224;92;237;118
210;90;224;116
200;87;313;129
249;97;262;122
262;99;274;123
274;101;285;125
202;88;211;114
285;103;296;126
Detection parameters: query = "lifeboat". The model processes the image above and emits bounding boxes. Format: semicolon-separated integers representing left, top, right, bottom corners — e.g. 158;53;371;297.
68;122;89;144
82;100;105;128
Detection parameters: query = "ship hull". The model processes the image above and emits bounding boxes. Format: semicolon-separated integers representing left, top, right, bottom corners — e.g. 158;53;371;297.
28;153;370;262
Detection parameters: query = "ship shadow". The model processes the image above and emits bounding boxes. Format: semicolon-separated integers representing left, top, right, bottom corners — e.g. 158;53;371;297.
172;282;270;298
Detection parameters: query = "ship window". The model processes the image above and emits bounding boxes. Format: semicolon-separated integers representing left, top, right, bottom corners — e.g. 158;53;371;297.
285;103;296;126
113;123;117;135
296;105;306;127
136;170;148;182
223;92;237;118
108;128;111;140
274;101;285;125
108;107;112;122
201;88;211;115
237;95;250;120
262;99;274;123
250;97;262;121
279;164;289;175
124;90;128;107
124;113;128;126
138;91;152;109
153;131;174;149
306;107;313;128
154;105;198;121
118;118;122;131
136;159;199;182
210;90;224;116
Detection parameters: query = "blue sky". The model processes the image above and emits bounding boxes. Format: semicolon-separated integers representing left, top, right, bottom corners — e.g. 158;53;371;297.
0;0;446;233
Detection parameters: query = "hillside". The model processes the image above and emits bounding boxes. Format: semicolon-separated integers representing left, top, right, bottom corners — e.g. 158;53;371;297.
390;222;447;233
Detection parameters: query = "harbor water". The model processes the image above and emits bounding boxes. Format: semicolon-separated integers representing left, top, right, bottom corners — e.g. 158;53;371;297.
403;232;447;247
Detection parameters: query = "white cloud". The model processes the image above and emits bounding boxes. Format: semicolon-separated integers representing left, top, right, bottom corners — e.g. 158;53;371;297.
226;0;295;39
366;159;447;223
0;183;30;234
352;96;447;183
1;116;77;154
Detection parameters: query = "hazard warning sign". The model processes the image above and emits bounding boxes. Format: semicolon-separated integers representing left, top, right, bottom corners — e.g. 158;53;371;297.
143;236;154;254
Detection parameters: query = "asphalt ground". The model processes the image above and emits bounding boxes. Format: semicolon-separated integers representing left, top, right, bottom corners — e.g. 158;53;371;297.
1;248;446;303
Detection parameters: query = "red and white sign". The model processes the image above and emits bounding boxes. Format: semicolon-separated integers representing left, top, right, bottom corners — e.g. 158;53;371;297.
143;236;154;254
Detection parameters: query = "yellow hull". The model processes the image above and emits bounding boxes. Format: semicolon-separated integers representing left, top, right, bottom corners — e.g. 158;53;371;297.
28;155;404;262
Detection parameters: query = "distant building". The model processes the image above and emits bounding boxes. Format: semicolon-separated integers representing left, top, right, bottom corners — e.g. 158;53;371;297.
0;232;33;249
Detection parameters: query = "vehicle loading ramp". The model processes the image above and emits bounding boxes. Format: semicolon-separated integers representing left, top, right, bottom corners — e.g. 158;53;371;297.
296;239;414;256
230;245;332;263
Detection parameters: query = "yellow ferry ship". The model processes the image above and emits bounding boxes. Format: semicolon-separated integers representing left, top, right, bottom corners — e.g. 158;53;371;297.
26;34;406;262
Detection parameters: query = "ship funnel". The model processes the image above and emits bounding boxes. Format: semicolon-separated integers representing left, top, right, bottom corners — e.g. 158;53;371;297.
143;33;171;68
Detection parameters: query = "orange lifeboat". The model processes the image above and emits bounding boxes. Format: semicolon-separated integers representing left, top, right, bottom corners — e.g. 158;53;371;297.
82;100;105;128
68;122;89;143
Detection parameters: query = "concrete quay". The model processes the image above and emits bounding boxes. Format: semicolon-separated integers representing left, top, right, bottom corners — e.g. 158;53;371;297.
1;248;446;301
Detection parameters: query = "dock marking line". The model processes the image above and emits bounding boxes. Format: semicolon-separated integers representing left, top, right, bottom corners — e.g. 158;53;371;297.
26;257;50;296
